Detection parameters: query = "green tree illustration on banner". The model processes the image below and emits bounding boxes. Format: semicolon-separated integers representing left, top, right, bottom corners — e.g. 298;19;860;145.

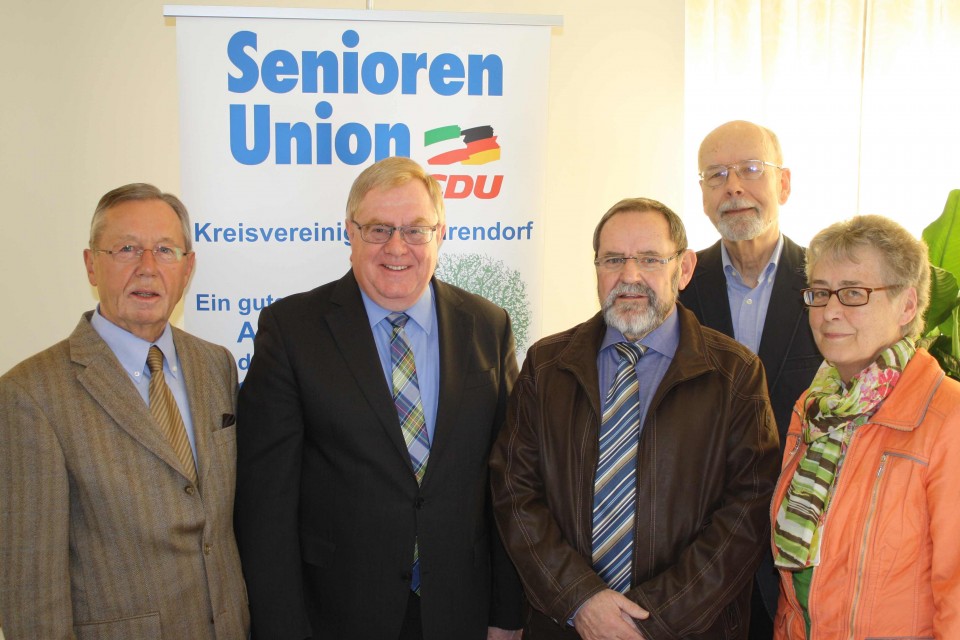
436;253;531;351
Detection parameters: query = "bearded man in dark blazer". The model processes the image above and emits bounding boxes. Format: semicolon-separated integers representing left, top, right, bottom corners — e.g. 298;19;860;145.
234;157;523;640
678;121;822;639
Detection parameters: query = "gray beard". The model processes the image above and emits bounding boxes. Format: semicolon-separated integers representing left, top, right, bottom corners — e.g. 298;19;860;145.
601;281;675;340
716;198;771;242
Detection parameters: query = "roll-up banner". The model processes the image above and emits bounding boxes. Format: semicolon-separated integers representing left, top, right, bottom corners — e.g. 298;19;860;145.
165;5;559;378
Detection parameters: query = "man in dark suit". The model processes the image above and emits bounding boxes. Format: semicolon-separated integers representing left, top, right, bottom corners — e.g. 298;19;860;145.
678;121;822;639
234;157;523;640
0;184;249;639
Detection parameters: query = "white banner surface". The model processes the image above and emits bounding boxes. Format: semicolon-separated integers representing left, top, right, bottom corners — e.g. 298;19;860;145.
169;6;556;377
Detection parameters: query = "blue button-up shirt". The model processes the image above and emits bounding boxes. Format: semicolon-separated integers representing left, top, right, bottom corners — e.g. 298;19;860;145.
360;285;441;442
597;306;680;431
721;235;784;354
90;308;197;459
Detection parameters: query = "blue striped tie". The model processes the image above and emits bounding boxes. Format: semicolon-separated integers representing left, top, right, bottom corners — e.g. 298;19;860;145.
592;341;646;593
388;312;430;594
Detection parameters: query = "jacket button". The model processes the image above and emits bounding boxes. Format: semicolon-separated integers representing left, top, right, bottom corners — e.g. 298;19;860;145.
203;543;212;555
184;485;195;495
414;497;425;509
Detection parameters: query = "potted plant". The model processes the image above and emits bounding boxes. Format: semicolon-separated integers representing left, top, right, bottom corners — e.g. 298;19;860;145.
920;189;960;381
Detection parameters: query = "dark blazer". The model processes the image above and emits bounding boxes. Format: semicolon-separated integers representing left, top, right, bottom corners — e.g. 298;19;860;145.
678;236;822;621
679;236;821;446
0;313;249;640
235;270;522;640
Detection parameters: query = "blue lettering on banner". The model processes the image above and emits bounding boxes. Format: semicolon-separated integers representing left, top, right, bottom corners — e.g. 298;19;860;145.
237;321;256;343
226;29;504;166
227;30;503;96
443;221;534;241
230;101;410;165
194;220;352;244
193;220;535;244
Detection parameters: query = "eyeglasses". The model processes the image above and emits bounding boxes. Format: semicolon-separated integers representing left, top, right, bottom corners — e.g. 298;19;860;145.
699;160;783;187
801;286;901;307
93;244;191;264
594;251;684;272
351;221;439;245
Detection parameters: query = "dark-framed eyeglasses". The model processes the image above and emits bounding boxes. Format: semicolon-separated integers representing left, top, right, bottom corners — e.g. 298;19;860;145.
594;250;684;272
801;286;901;307
93;244;191;264
699;160;783;187
351;221;439;245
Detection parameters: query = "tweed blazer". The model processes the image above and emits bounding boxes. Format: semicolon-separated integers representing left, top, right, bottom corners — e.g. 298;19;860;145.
0;312;249;640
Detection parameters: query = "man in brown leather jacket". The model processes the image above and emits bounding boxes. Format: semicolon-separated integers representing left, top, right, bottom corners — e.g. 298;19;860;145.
490;198;779;640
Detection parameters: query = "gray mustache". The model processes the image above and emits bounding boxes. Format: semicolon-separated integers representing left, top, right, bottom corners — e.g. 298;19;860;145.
718;197;759;213
609;283;655;298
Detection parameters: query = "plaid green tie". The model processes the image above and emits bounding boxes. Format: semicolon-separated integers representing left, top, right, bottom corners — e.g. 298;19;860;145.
388;313;430;593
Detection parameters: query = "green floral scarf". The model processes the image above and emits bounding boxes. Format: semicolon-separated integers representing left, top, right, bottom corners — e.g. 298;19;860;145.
773;337;916;570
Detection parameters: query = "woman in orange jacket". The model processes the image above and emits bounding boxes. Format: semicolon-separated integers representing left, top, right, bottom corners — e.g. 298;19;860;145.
771;215;960;639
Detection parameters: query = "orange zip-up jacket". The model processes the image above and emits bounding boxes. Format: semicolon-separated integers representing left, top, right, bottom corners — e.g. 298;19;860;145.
771;349;960;640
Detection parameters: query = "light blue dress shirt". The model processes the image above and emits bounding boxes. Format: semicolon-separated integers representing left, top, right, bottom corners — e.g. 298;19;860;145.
721;235;784;354
597;306;680;432
90;307;198;459
360;285;441;442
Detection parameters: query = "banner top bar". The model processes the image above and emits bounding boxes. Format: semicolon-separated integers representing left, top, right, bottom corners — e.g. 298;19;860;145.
163;5;562;27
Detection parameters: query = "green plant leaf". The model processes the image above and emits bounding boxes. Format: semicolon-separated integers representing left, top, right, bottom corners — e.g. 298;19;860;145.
922;192;960;382
923;189;960;276
925;335;959;378
924;266;960;331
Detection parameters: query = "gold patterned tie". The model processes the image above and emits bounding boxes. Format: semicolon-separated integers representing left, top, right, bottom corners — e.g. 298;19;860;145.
147;346;198;486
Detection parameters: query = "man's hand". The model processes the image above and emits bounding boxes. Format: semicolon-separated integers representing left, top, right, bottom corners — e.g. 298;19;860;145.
487;626;522;639
573;589;649;640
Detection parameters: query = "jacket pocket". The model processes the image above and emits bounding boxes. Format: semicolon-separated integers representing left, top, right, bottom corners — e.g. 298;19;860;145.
464;368;496;389
300;529;337;568
720;596;743;638
75;612;161;640
212;423;237;445
472;533;490;567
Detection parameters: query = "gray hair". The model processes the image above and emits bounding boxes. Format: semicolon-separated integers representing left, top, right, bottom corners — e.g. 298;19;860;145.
806;214;930;338
90;183;192;252
593;197;688;257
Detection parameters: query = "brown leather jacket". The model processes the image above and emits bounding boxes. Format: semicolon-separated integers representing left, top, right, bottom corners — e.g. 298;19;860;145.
491;306;779;639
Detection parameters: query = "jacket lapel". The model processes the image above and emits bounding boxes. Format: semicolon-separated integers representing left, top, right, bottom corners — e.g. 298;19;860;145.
757;237;809;388
426;280;472;479
174;329;216;486
690;241;735;337
70;314;187;477
557;313;606;421
326;272;414;469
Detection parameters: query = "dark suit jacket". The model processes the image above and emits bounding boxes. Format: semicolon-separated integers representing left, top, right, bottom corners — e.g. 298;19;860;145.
0;312;249;640
679;236;821;445
235;270;523;640
678;236;822;618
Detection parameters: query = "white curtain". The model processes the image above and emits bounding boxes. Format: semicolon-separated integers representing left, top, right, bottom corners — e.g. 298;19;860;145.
684;0;960;248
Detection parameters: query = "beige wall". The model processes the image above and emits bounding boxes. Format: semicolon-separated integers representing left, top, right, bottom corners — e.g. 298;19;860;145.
0;0;685;374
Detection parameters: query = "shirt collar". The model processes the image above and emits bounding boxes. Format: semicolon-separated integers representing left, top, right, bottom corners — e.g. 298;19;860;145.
91;307;180;381
359;283;435;335
600;303;681;359
720;234;784;283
